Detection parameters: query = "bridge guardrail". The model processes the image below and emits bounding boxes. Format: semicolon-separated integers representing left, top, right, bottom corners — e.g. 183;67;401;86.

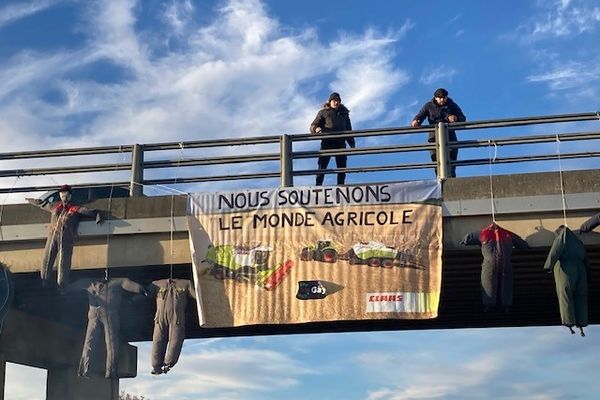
0;112;598;195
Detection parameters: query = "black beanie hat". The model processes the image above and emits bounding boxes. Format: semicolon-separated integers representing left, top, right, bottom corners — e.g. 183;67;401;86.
433;88;448;98
328;92;341;102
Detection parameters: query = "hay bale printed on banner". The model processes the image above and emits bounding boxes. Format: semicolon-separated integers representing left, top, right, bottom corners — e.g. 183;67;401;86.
187;180;442;328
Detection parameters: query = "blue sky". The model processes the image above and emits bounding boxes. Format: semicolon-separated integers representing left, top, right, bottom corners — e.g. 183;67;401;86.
1;0;600;399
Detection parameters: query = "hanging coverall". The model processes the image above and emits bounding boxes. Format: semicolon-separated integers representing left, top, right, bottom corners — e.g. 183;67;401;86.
66;278;146;378
147;279;196;374
28;198;100;287
543;226;589;330
0;262;13;334
461;223;529;310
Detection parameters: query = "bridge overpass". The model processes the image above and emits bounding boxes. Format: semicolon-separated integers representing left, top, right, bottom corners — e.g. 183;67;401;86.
0;112;599;399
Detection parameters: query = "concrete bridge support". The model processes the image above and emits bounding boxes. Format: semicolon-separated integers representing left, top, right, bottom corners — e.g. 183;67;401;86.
0;309;137;400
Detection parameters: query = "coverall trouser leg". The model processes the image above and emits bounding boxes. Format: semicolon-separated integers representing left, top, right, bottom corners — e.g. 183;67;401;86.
57;234;74;287
41;237;59;283
151;321;169;370
164;322;186;368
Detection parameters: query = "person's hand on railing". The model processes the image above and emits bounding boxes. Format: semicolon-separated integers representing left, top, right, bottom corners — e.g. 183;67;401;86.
314;127;322;133
411;119;421;127
447;115;458;123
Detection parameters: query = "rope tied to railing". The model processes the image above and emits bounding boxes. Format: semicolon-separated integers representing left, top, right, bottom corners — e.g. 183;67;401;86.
488;140;498;223
556;134;568;228
168;142;187;280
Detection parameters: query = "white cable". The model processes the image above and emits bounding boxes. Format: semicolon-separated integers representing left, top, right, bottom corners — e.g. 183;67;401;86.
556;134;568;227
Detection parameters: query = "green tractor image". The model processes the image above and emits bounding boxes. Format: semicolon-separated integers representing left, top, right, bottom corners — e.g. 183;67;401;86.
300;240;338;263
345;241;425;269
204;244;272;282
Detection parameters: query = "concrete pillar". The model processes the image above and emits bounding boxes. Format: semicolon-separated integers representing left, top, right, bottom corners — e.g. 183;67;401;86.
0;354;5;400
47;367;118;400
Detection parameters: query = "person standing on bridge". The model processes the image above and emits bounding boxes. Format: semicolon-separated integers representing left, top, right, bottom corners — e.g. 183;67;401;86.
27;184;102;287
310;92;355;186
411;88;466;178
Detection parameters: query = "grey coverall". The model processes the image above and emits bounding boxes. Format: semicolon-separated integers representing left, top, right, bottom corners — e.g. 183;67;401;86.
543;226;589;328
462;223;529;309
147;279;196;374
66;278;146;378
31;200;99;287
0;262;13;334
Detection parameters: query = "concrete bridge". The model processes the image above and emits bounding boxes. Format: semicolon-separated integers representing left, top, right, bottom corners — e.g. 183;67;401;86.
0;113;599;399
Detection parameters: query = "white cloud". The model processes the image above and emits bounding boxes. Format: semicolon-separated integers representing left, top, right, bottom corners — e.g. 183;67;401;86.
527;61;600;90
419;65;457;85
121;344;314;400
4;363;47;400
0;0;57;29
517;0;600;42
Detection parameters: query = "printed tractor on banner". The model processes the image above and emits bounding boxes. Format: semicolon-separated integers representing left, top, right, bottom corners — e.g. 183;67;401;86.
344;241;425;269
204;244;273;282
300;240;427;270
300;240;339;263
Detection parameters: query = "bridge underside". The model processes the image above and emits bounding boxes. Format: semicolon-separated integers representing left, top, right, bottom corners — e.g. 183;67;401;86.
11;245;600;342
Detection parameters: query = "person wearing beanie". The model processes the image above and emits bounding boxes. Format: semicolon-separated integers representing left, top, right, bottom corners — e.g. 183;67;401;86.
411;88;466;177
310;92;355;185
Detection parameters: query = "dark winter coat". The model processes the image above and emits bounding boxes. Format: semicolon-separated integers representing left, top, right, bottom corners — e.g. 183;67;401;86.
543;226;589;327
310;104;355;149
413;97;466;141
0;263;13;334
461;223;529;307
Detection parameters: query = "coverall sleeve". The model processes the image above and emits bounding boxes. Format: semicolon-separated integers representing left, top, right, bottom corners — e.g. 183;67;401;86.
310;110;325;133
146;282;158;299
412;103;429;124
187;281;197;299
26;198;53;213
543;230;566;273
77;206;100;221
580;212;600;233
121;278;147;296
460;231;481;246
512;234;530;250
450;102;466;122
63;278;94;293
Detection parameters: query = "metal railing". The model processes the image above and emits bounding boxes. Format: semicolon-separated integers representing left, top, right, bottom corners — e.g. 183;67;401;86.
0;112;599;195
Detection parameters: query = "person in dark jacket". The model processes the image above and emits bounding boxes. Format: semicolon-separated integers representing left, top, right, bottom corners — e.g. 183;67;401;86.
310;92;355;185
543;226;589;336
65;277;147;378
411;88;466;177
461;223;529;312
147;278;196;375
27;184;102;287
580;212;600;233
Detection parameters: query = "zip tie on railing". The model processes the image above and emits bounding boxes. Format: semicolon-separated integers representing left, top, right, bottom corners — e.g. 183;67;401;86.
556;134;568;227
487;140;497;223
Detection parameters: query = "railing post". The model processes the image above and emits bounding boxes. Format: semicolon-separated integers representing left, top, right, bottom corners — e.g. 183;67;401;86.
129;144;144;197
436;122;450;179
280;134;293;187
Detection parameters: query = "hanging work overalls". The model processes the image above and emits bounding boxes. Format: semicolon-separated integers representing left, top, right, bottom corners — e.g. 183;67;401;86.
462;223;529;310
147;279;196;374
543;226;589;330
66;278;146;378
30;199;99;287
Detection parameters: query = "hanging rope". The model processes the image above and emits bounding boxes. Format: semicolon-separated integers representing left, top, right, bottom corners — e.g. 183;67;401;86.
169;142;186;280
487;140;498;223
0;176;22;241
103;145;127;281
556;134;568;227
